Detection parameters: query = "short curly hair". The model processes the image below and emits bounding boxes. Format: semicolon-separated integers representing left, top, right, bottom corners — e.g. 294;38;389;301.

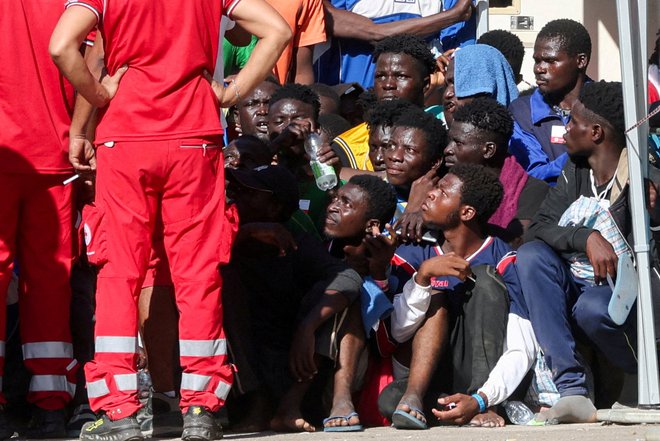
393;108;448;162
477;29;525;79
269;84;321;120
364;99;415;130
537;19;592;58
579;81;625;141
452;97;514;148
373;34;438;77
348;174;398;226
449;163;503;227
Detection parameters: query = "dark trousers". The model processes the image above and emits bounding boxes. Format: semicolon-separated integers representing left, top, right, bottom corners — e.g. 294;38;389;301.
516;241;637;397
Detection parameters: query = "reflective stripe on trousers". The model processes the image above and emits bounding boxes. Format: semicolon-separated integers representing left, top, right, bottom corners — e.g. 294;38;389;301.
22;341;73;359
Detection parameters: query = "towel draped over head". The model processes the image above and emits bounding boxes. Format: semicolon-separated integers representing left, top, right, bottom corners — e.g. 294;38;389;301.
454;44;520;107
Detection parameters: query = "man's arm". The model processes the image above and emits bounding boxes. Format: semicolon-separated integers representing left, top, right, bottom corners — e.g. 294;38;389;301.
293;45;316;84
50;7;125;108
323;0;472;43
69;33;105;172
508;120;569;183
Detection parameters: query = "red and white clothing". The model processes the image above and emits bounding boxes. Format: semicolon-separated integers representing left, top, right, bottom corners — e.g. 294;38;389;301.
66;0;239;418
0;0;77;410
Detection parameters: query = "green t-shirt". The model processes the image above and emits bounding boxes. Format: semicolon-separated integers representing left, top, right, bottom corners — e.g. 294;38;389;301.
223;35;258;77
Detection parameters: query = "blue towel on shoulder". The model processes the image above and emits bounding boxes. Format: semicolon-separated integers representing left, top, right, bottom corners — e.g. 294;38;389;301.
360;276;394;337
454;44;519;106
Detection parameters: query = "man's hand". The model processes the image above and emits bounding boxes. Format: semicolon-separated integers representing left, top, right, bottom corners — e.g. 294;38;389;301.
364;224;398;280
99;65;128;105
586;231;618;285
271;121;316;156
646;178;660;225
238;223;298;256
416;252;471;286
315;142;341;174
69;134;96;172
396;165;440;242
289;326;317;382
432;393;481;426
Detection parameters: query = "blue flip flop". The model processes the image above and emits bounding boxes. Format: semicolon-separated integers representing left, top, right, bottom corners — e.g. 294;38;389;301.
323;411;364;432
392;407;428;430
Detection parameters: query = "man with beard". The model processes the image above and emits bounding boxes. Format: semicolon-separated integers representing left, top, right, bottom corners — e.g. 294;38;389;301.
508;19;592;184
386;163;515;428
516;81;660;424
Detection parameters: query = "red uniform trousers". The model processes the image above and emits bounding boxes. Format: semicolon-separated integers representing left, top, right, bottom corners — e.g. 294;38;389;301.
0;172;76;410
85;137;234;420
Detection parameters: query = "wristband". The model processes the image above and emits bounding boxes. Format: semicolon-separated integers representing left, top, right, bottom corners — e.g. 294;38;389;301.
471;393;487;413
651;225;660;232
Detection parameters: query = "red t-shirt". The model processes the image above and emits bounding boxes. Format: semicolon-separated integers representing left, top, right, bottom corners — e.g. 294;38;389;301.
66;0;241;143
0;1;75;173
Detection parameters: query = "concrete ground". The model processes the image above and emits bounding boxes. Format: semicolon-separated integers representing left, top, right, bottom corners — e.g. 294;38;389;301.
215;424;656;441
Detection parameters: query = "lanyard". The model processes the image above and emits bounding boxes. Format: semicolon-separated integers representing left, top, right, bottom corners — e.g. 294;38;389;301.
590;166;618;209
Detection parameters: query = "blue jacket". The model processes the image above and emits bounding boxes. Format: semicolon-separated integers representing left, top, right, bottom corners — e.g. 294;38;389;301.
508;89;570;184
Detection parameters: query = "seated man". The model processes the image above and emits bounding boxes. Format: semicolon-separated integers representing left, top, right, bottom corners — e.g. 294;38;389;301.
333;34;442;172
508;19;592;184
363;100;414;174
267;84;340;230
384;106;447;239
477;29;533;93
444;97;548;247
387;163;514;428
232;77;281;142
516;81;660;423
223;165;363;432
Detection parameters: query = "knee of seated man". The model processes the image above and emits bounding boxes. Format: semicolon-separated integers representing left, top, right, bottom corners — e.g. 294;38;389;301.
516;240;557;271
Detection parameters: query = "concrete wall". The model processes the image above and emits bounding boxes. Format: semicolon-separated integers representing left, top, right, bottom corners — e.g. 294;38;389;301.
486;0;659;84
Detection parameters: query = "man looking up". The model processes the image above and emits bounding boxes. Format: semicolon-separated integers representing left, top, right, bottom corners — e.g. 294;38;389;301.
508;19;592;184
444;98;548;247
387;164;513;428
49;1;291;440
516;81;660;424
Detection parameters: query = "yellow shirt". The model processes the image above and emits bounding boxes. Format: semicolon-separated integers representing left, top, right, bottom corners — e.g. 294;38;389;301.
333;122;373;171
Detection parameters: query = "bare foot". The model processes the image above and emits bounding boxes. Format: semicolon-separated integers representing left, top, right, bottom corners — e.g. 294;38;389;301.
324;400;360;429
468;409;505;427
270;412;315;433
396;394;426;425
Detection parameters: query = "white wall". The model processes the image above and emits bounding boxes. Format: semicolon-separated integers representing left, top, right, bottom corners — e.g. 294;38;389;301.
487;0;659;84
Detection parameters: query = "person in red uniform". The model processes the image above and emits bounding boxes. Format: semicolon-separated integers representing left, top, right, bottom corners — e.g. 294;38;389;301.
49;0;291;440
0;1;81;438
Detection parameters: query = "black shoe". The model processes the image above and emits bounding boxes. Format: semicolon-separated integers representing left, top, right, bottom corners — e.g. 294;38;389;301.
137;390;182;437
80;414;144;441
181;406;222;441
24;407;67;438
0;407;15;440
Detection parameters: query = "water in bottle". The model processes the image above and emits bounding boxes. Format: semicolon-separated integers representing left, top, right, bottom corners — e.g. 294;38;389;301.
304;133;337;191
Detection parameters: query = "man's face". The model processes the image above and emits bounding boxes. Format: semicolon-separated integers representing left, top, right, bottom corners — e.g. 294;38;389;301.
374;53;428;106
533;37;586;101
324;184;371;239
442;59;475;127
226;181;277;224
267;98;316;138
368;124;392;172
385;126;433;187
421;173;463;230
444;121;487;168
236;82;278;141
564;100;595;157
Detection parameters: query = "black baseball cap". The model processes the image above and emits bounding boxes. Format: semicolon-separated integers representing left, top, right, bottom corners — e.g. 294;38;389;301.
226;165;300;216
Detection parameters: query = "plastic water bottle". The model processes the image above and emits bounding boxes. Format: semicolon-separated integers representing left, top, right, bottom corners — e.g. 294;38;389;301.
502;400;535;425
304;133;337;191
